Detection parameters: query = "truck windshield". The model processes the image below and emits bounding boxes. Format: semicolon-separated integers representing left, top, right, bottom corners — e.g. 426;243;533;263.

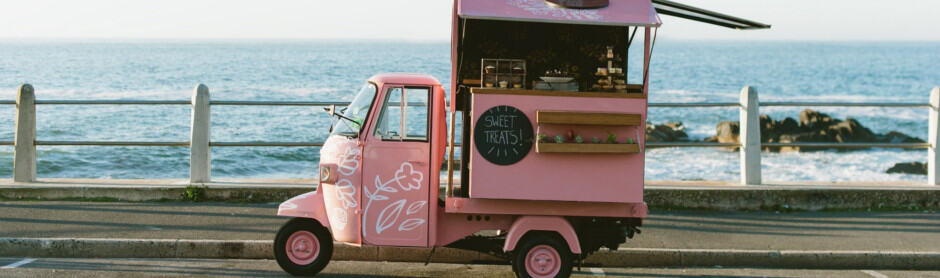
332;83;377;137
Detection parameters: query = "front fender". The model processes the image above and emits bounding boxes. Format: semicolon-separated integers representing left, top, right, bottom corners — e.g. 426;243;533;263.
503;216;581;254
278;191;331;229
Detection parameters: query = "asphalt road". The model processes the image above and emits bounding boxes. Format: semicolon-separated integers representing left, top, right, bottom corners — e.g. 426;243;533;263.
0;201;937;252
1;258;938;278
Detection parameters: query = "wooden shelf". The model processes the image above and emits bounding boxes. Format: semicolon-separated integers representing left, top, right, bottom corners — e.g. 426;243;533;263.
537;111;641;126
471;87;645;99
536;142;639;154
462;79;482;86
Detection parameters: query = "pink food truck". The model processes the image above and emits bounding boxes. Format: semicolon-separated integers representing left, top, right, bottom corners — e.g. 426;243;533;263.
273;0;767;277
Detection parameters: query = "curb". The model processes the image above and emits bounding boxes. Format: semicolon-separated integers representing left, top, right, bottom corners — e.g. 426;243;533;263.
2;185;937;211
1;238;937;270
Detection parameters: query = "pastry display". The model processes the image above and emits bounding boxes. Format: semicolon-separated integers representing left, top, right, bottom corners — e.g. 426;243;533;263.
481;59;526;90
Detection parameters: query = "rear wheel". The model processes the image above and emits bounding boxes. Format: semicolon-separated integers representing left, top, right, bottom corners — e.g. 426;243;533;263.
512;233;573;278
274;218;333;276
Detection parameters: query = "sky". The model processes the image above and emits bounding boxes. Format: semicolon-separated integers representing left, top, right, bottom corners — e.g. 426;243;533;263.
1;0;938;41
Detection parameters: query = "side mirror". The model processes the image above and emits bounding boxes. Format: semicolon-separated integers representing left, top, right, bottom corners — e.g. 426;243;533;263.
323;105;336;117
324;105;336;133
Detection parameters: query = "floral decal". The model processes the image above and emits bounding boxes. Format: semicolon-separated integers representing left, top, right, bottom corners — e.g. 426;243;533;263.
363;162;428;236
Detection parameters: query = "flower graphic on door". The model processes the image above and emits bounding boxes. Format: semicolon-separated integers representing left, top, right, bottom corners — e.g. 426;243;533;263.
363;162;427;236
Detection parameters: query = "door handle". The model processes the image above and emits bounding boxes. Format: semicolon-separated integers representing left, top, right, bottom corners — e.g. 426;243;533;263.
408;161;426;166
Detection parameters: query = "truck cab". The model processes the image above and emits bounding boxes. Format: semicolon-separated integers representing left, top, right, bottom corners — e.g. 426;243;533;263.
297;73;447;246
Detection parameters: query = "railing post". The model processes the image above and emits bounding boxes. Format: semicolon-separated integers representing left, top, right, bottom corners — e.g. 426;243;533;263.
13;84;37;182
928;87;940;185
740;86;762;185
190;84;210;183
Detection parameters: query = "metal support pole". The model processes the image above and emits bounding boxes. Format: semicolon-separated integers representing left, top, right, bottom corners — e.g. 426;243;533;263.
13;84;36;182
928;87;940;185
190;84;211;183
739;86;761;185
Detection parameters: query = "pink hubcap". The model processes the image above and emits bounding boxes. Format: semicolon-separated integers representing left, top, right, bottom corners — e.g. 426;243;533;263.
525;244;561;278
285;230;320;265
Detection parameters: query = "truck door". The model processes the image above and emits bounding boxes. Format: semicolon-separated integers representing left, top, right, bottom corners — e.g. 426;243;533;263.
361;86;432;247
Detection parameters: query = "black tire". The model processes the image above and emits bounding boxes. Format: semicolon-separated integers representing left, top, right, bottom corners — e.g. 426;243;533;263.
511;233;573;278
274;218;333;276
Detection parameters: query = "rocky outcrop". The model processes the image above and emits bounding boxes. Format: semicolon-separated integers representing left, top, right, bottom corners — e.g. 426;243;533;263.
887;162;927;175
645;122;689;142
708;109;924;152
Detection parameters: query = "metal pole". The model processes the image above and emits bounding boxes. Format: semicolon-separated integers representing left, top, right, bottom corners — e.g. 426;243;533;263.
740;86;762;185
13;84;36;182
928;87;940;185
190;84;211;183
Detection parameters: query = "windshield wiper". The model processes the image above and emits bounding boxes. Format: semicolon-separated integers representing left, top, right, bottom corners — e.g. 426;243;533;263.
325;105;363;138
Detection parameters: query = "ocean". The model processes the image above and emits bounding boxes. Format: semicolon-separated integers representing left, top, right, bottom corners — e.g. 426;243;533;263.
1;40;938;182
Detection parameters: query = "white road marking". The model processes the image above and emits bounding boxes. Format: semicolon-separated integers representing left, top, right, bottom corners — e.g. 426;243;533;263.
1;258;36;269
589;267;605;276
862;270;889;278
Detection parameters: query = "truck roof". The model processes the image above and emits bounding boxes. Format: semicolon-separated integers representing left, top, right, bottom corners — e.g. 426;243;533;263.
368;73;441;86
457;0;662;27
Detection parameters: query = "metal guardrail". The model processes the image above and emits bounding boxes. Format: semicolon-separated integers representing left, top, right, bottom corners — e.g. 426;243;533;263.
761;142;930;149
35;141;189;147
760;102;929;108
210;142;325;147
647;142;740;147
34;100;190;105
649;102;738;107
5;84;940;185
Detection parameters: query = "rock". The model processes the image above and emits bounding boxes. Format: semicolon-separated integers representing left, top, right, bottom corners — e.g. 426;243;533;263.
799;109;837;130
710;109;924;152
714;121;739;144
886;162;927;175
777;117;800;134
645;122;689;142
877;131;926;143
827;118;876;142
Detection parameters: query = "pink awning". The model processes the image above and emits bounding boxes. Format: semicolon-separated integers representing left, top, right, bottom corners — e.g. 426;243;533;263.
458;0;661;27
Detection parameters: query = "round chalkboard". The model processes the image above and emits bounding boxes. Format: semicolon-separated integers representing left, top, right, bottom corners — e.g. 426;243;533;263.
473;105;533;165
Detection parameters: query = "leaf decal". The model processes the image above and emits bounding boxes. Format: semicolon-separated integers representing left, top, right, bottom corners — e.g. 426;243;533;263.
398;218;425;231
406;201;426;215
375;199;406;235
337;147;360;176
372;195;389;201
334;179;357;209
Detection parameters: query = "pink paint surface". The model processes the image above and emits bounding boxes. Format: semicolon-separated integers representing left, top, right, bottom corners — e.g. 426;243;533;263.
277;191;331;228
445;197;648;218
503;216;581;254
317;136;362;244
358;75;445;247
459;0;661;27
470;93;646;203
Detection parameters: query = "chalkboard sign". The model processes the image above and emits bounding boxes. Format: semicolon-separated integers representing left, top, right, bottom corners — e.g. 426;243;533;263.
474;105;533;165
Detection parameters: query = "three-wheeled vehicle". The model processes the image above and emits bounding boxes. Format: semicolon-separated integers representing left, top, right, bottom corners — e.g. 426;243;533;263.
274;1;768;277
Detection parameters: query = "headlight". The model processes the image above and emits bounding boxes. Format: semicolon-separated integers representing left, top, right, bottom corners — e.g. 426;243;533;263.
319;167;331;182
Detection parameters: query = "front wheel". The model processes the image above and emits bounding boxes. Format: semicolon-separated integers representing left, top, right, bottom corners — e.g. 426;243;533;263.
512;233;573;278
274;218;333;276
